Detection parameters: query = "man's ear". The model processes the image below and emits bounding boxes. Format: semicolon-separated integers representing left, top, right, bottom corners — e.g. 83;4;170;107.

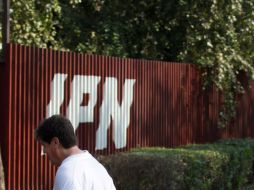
50;137;60;148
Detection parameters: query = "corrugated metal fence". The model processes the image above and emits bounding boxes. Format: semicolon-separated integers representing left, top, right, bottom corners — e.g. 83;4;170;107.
1;44;254;190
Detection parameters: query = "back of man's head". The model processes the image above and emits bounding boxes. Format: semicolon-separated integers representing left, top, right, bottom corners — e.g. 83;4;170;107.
35;115;77;148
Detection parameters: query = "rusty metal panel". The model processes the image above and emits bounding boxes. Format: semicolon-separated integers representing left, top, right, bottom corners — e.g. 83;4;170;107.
1;43;254;190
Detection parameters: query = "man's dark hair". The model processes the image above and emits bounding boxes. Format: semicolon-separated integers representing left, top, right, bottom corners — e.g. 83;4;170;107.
35;115;77;148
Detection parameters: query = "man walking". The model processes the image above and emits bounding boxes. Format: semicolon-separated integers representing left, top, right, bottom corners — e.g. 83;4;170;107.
35;114;116;190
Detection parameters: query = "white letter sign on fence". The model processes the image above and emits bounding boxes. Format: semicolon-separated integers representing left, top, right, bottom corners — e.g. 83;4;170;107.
96;77;136;150
46;73;136;150
67;75;101;130
46;74;68;116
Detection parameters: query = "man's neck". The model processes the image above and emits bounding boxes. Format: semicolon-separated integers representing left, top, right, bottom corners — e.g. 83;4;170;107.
61;146;84;161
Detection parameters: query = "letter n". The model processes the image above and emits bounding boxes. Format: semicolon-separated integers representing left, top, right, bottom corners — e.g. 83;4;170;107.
96;77;136;150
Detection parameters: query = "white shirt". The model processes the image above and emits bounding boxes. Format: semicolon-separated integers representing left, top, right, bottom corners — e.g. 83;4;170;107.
53;151;116;190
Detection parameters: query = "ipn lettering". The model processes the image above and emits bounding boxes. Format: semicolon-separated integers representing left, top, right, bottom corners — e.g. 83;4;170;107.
46;74;136;150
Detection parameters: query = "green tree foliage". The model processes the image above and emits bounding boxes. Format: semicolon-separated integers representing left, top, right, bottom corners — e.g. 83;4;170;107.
177;0;254;127
11;0;61;48
9;0;254;127
56;0;188;60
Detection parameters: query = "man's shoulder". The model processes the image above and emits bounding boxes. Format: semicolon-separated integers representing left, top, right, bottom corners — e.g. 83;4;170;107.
56;153;89;177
